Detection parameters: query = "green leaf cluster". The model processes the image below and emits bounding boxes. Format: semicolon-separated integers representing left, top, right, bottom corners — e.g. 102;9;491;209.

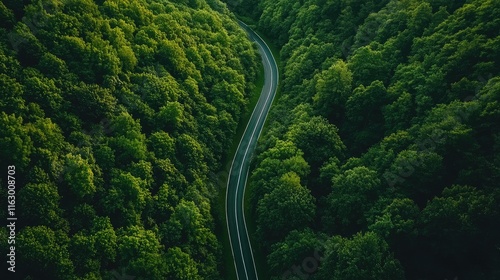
239;0;500;279
0;0;259;279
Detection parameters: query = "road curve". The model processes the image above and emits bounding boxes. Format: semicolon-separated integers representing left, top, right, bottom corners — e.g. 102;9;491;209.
225;21;279;280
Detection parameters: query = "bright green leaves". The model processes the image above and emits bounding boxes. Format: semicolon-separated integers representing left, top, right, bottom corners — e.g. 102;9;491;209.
130;72;180;110
383;91;413;133
0;113;32;169
348;45;389;86
164;247;202;280
158;101;185;132
162;199;204;246
91;216;117;266
161;199;220;279
117;44;137;69
407;2;432;36
175;134;207;180
250;140;309;209
27;117;66;166
63;153;95;199
257;172;316;244
18;182;65;228
108;112;147;163
258;0;300;46
102;169;150;227
313;60;353;119
1;0;259;279
116;225;165;279
147;131;175;160
17;226;75;279
117;225;162;262
0;73;25;115
157;39;198;80
23;74;63;115
210;79;246;117
287;116;345;169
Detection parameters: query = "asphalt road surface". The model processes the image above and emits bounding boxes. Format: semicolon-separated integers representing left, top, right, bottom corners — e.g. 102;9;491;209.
225;21;279;280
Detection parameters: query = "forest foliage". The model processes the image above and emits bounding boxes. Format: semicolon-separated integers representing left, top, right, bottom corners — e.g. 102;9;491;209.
0;0;258;279
228;0;500;279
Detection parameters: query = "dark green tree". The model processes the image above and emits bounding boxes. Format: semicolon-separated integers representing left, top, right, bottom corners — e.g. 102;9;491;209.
318;232;404;280
322;166;381;235
257;172;316;245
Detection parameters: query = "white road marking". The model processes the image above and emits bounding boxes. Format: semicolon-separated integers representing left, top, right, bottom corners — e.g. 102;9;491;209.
225;21;279;280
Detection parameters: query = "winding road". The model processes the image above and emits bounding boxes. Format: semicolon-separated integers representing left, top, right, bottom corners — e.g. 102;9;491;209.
225;21;279;280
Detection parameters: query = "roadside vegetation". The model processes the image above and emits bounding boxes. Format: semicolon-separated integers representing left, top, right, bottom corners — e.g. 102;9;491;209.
0;0;259;279
227;0;500;279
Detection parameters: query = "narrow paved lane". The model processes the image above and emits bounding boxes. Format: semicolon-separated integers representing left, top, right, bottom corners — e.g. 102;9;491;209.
225;21;279;280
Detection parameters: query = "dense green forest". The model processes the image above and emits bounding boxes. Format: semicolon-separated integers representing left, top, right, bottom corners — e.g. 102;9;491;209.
0;0;258;279
228;0;500;279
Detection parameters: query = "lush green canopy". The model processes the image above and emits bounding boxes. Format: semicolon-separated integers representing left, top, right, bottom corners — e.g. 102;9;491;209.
234;0;500;278
0;0;258;279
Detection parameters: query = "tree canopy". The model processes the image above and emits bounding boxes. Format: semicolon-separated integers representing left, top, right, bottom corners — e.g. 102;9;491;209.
232;0;500;278
0;0;258;279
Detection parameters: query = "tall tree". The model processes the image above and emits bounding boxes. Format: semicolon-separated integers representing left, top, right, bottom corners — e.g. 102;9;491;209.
318;232;404;280
257;172;316;245
322;166;381;235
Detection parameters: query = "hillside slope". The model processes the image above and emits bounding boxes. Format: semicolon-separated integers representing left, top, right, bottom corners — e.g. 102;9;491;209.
230;0;500;279
0;0;258;279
